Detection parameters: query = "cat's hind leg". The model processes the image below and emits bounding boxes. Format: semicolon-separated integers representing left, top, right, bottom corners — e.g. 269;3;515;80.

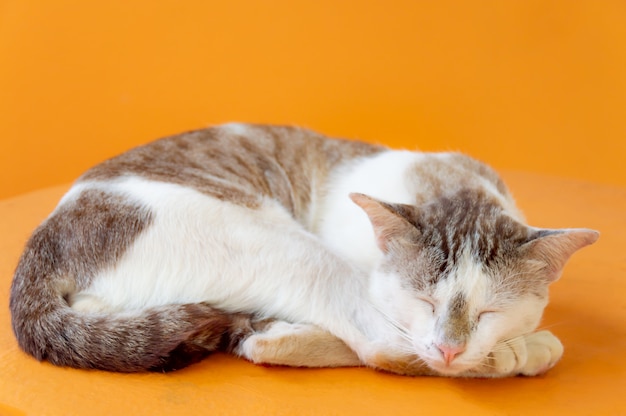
234;320;362;368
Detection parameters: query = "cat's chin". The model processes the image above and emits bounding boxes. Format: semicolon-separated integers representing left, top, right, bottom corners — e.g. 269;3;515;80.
426;360;476;376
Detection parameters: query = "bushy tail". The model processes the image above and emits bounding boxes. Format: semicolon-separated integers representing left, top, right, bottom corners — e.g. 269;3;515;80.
10;267;251;373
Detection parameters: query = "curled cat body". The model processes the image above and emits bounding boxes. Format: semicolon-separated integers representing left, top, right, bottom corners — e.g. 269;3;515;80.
10;123;598;376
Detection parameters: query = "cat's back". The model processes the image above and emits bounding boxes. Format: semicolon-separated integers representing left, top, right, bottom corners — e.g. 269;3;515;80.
76;123;383;221
12;124;385;319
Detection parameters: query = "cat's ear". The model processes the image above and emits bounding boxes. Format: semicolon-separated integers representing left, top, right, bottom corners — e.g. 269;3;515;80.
521;228;599;282
349;193;420;253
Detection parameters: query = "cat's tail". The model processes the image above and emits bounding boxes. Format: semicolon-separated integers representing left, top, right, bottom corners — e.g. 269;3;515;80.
10;278;251;372
10;267;251;373
9;187;255;372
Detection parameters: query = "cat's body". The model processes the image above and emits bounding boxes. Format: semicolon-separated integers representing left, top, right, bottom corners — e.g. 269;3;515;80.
10;124;598;376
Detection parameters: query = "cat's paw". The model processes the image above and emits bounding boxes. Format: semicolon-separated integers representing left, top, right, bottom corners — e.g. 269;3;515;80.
474;335;528;377
517;330;563;376
234;320;361;368
471;330;563;377
234;320;302;364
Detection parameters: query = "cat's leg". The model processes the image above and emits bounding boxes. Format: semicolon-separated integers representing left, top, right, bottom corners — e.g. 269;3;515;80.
518;330;564;375
363;330;563;377
234;321;563;377
233;320;362;368
233;320;438;375
363;349;438;376
365;330;564;377
463;330;563;378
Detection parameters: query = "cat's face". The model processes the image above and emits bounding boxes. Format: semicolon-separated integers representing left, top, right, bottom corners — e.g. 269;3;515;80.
351;192;598;375
370;247;550;375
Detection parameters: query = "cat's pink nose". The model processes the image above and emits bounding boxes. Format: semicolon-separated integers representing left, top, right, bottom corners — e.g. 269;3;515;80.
436;344;466;365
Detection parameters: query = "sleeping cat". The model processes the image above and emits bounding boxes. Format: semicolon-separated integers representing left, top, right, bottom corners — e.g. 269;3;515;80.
10;123;598;376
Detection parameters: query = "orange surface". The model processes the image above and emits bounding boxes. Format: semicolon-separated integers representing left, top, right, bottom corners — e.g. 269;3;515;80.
1;1;626;415
1;1;626;199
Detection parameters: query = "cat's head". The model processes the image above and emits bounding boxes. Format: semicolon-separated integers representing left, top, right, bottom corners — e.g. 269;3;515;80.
351;191;598;375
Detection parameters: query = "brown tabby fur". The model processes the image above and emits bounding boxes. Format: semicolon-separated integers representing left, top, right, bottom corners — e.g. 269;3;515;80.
80;125;383;221
10;125;383;372
10;124;597;374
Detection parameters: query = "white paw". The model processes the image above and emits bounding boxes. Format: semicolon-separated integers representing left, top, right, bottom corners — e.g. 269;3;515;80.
472;330;563;378
234;321;313;364
518;330;564;376
488;336;527;376
234;320;361;368
236;333;265;363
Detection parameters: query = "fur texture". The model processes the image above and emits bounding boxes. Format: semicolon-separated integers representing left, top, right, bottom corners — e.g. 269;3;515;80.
10;123;598;376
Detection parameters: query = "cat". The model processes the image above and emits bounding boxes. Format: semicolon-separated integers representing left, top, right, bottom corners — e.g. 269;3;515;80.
10;123;598;376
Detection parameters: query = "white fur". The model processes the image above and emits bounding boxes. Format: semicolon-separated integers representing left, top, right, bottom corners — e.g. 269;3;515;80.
69;176;384;352
68;149;550;375
422;249;546;374
316;151;424;271
365;247;547;374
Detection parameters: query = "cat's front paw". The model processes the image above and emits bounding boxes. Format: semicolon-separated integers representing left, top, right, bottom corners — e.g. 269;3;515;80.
466;335;526;377
472;330;563;377
518;330;563;376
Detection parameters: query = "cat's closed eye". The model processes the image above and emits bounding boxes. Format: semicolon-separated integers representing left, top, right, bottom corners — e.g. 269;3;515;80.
476;310;499;322
417;296;437;314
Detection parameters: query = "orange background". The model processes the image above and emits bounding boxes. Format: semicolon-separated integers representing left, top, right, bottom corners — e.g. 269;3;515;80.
1;2;626;415
1;0;625;199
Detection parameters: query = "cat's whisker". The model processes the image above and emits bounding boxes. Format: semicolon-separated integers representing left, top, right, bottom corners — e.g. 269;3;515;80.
489;334;526;352
534;321;568;331
395;347;421;358
477;361;500;370
346;290;414;344
366;300;414;344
